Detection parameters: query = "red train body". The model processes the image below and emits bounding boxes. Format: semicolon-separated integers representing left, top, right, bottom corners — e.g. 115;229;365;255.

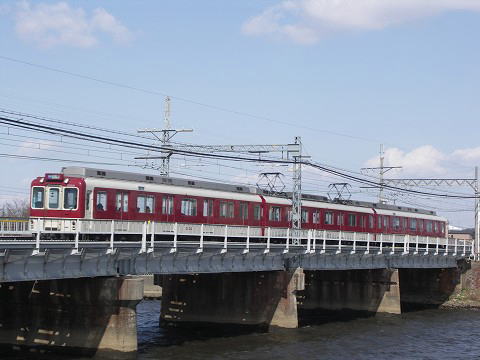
29;167;447;238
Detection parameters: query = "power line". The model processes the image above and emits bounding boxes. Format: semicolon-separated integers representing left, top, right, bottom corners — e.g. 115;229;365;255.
0;55;381;144
1;112;479;199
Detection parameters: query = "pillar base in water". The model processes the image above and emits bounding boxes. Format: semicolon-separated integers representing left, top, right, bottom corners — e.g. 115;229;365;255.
299;269;401;316
0;276;144;358
160;270;305;329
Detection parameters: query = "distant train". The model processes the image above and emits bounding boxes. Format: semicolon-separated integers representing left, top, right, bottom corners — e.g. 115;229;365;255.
29;167;447;238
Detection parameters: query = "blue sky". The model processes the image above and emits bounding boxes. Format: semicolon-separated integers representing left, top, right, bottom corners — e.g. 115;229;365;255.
1;0;480;226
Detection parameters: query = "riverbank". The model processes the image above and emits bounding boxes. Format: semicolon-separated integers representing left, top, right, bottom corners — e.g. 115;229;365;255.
442;289;480;309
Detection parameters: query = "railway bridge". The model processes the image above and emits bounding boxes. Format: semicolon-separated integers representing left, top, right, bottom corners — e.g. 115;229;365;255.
0;218;475;358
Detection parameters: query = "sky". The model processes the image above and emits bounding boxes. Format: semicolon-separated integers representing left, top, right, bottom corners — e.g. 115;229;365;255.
1;0;480;227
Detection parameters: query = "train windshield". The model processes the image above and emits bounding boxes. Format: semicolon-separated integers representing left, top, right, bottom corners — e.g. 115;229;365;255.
48;188;60;209
31;187;44;209
64;188;78;210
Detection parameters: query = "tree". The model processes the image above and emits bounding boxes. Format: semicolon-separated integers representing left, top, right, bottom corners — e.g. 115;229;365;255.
0;199;29;218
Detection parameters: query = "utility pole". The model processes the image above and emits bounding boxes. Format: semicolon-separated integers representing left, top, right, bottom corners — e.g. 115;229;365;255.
383;168;480;260
361;144;402;204
135;135;303;243
137;97;193;176
291;136;302;243
475;166;479;260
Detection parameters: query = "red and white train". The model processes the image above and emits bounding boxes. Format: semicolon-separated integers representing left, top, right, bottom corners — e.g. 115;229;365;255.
29;167;447;238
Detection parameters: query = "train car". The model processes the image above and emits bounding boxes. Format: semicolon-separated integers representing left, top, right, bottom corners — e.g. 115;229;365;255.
29;167;448;239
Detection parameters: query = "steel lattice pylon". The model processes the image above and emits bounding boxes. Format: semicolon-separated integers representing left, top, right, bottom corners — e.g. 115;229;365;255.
384;168;480;260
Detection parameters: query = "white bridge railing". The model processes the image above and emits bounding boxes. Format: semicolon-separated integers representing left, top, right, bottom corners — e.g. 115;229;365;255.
19;217;475;258
0;218;30;236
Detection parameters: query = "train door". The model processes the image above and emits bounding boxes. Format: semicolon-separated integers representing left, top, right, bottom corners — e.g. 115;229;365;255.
116;192;129;220
85;190;93;219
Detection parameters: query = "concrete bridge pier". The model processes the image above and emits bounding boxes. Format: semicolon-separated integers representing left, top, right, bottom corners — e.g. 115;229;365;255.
159;269;305;330
298;269;401;317
0;276;144;358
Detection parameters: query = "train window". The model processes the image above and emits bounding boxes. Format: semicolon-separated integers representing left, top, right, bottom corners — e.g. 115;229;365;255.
313;211;320;224
203;199;213;217
325;212;333;225
434;222;438;232
137;196;146;213
162;196;174;215
348;214;356;227
220;201;234;218
239;202;248;220
418;219;423;232
181;199;197;216
116;193;129;212
383;216;388;229
96;191;107;211
286;210;292;222
253;205;261;220
369;215;374;228
146;196;155;213
31;187;44;209
359;216;365;228
393;217;400;230
301;209;309;223
426;221;433;232
48;187;60;209
441;223;445;233
64;188;78;210
337;213;344;226
378;216;382;229
410;218;417;231
403;218;408;229
269;206;281;222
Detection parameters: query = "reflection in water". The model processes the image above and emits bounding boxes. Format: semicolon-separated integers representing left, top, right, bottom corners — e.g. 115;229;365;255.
3;300;480;360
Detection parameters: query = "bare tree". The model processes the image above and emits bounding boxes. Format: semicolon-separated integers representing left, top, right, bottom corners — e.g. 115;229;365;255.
0;199;29;218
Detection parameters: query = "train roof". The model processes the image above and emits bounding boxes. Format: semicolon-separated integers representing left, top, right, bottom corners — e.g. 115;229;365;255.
61;166;437;217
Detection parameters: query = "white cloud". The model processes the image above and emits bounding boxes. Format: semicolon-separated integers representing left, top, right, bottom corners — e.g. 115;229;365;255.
365;144;480;177
365;145;447;176
243;0;480;44
14;1;133;48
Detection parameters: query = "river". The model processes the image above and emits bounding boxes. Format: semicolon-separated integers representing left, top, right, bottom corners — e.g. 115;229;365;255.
4;300;480;359
135;300;480;360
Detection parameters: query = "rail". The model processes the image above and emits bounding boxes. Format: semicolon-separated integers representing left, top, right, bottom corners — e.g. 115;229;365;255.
0;218;30;237
10;218;473;258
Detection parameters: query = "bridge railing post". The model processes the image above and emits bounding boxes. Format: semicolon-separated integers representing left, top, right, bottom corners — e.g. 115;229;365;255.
306;229;311;254
242;226;249;254
415;235;419;255
33;219;42;255
403;235;408;255
107;220;115;255
336;231;342;254
312;230;316;253
444;237;449;256
284;228;290;254
435;237;439;255
462;240;466;257
378;233;383;255
197;223;204;254
148;221;155;253
220;225;228;254
424;237;429;255
321;230;326;254
365;233;370;254
170;222;178;253
453;238;458;256
72;228;80;255
265;227;271;254
139;221;147;254
351;232;356;254
390;235;395;255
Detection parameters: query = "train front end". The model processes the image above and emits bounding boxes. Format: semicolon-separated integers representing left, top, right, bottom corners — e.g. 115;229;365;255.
30;173;86;234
